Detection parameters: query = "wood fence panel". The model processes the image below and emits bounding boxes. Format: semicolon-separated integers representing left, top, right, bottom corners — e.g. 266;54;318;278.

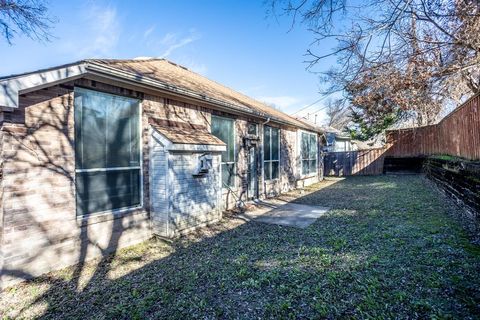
324;148;386;176
386;94;480;160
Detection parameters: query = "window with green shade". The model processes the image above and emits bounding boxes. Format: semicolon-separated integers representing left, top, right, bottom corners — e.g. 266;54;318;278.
211;115;235;187
301;132;318;175
264;126;280;180
74;87;141;216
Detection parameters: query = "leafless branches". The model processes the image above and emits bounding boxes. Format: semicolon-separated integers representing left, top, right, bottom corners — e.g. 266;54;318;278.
0;0;55;44
270;0;480;130
324;98;351;130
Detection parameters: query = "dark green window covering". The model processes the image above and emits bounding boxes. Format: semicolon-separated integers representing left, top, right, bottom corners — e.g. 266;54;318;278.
74;87;141;216
211;115;235;187
301;132;318;175
76;169;141;215
264;126;280;180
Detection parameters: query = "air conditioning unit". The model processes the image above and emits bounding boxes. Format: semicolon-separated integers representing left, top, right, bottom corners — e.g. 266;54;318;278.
193;153;213;176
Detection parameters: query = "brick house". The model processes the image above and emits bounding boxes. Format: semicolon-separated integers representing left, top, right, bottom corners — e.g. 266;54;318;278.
0;58;323;288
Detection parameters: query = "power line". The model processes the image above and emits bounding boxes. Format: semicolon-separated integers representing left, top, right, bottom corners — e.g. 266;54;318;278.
292;95;330;115
305;104;330;115
298;104;330;119
297;103;332;124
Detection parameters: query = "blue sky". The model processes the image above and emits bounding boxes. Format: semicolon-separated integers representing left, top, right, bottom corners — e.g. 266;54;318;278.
0;0;337;123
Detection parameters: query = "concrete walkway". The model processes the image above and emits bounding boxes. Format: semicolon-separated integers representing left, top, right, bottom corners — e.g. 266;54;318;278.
240;199;329;229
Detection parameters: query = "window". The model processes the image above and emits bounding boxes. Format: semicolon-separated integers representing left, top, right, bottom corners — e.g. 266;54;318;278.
74;88;141;216
264;126;280;180
301;132;318;175
211;115;235;187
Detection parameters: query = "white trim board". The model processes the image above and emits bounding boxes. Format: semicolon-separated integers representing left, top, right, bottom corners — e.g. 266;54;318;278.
0;64;87;108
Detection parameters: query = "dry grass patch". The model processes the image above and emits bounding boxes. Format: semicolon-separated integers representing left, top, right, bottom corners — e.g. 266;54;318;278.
1;175;480;319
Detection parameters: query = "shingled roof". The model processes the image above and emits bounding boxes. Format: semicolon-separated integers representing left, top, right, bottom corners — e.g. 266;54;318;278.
148;118;225;146
87;58;319;132
0;57;322;133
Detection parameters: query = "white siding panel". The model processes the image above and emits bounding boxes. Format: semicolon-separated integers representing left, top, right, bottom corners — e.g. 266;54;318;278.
149;135;170;237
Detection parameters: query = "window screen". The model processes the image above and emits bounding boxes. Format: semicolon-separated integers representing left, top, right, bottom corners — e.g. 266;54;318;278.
211;115;235;187
264;126;280;180
301;132;318;175
74;87;141;216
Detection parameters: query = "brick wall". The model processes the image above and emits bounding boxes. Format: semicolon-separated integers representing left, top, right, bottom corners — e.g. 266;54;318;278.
0;84;153;289
0;80;216;288
0;77;322;288
280;128;299;192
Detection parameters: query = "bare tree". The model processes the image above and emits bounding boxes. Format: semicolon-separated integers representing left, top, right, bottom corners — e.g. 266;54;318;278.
324;98;350;130
0;0;54;44
269;0;480;129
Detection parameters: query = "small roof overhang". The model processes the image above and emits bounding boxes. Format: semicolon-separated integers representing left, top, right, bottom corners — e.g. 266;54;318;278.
150;123;226;153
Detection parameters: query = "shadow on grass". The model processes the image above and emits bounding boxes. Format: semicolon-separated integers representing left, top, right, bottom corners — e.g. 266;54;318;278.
3;175;480;319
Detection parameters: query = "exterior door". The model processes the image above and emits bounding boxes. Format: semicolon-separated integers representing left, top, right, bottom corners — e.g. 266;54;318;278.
247;146;258;199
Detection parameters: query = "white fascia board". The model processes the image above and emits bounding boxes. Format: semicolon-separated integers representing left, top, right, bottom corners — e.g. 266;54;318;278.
151;127;173;150
0;63;87;108
168;144;226;153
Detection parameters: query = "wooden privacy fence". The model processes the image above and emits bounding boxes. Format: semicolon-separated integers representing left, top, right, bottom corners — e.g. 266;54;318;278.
324;148;386;176
385;93;480;160
324;93;479;176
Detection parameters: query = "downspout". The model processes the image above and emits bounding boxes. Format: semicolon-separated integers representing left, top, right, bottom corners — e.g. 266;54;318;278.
260;117;271;199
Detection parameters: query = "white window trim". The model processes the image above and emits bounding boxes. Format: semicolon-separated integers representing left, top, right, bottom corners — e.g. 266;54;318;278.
263;125;281;182
211;115;236;190
299;130;318;179
74;88;144;218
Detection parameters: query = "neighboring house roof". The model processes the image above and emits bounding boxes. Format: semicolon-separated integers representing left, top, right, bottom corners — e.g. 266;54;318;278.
319;126;351;139
292;116;352;139
319;125;341;134
0;58;321;133
351;140;372;149
292;116;326;134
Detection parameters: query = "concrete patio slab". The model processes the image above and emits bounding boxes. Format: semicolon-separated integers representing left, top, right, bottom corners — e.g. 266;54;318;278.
240;199;329;229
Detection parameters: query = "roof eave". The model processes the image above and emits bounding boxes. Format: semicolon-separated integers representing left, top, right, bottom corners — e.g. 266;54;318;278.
0;60;321;133
0;62;88;108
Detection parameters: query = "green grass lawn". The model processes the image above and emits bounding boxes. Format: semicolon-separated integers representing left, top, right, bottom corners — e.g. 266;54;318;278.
2;175;480;319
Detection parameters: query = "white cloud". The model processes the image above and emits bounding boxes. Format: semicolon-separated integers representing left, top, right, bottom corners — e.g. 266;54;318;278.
160;32;177;45
143;25;156;38
159;30;201;58
257;96;300;111
81;5;119;57
62;4;120;58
